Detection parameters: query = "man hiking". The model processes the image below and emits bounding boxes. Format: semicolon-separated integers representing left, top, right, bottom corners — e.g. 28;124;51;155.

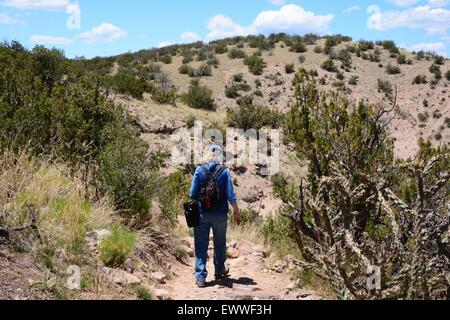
189;145;241;288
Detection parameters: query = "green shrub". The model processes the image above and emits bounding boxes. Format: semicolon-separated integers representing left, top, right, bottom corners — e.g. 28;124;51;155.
228;48;246;59
185;114;196;128
179;64;194;75
349;75;359;86
151;86;177;105
446;70;450;81
136;286;153;300
229;209;259;226
160;54;172;64
99;224;136;267
271;173;297;203
380;40;399;55
434;55;445;65
254;90;263;97
386;63;401;75
181;50;195;64
214;42;228;54
397;53;407;65
321;59;337;72
413;74;428;85
298;55;306;63
107;73;147;99
433;110;443;119
337;49;352;68
244;53;266;75
31;45;66;88
314;46;322;53
157;170;191;225
236;95;254;106
435;132;442;141
260;212;298;258
248;36;273;51
227;104;284;130
96;124;153;216
324;37;340;54
182;79;216;110
418;112;429;123
285;63;295;74
232;73;244;82
225;84;240;99
290;41;307;53
377;79;393;98
192;64;212;77
430;63;442;80
358;40;374;52
197;48;210;61
207;56;220;68
444;117;450;128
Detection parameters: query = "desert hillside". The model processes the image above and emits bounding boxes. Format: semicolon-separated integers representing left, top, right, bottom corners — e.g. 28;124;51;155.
105;35;449;159
0;34;449;301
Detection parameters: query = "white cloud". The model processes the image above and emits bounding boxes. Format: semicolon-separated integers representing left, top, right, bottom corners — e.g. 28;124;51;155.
386;0;419;7
30;34;72;45
180;31;201;43
368;5;450;34
205;14;252;41
344;6;361;13
76;23;127;44
205;4;334;41
252;4;334;34
2;0;77;12
427;0;450;7
0;12;24;24
268;0;285;5
402;41;446;55
157;41;174;48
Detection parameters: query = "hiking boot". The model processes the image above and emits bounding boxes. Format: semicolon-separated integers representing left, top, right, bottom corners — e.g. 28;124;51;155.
215;267;230;280
196;280;206;288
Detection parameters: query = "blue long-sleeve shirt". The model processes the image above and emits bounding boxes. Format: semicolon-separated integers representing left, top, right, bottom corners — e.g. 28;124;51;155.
189;162;237;219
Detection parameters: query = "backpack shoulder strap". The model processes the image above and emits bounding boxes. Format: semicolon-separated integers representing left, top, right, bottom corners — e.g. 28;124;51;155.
201;164;219;182
212;165;227;181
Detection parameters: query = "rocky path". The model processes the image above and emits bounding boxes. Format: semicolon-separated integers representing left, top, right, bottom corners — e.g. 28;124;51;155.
160;236;321;301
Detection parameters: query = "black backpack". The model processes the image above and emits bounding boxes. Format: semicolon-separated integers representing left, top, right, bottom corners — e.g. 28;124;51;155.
199;164;226;211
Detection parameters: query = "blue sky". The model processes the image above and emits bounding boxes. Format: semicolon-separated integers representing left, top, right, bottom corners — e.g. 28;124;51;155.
0;0;449;58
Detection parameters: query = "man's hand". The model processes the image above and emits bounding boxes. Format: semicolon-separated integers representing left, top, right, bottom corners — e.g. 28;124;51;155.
234;210;241;226
231;203;241;226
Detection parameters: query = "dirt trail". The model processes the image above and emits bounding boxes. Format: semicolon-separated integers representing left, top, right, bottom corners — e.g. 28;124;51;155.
162;234;321;301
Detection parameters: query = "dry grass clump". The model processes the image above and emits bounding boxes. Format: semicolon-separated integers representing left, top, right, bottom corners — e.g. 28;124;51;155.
0;150;113;254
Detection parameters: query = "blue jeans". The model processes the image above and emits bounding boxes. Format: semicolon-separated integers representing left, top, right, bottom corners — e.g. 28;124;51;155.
194;213;228;283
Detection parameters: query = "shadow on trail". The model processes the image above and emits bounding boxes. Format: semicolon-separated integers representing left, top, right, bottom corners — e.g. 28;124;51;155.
207;277;257;289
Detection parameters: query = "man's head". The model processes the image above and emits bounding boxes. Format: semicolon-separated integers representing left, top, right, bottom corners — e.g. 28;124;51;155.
203;144;223;164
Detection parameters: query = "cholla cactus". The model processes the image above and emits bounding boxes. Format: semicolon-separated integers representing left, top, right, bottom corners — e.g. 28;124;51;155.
286;69;449;300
